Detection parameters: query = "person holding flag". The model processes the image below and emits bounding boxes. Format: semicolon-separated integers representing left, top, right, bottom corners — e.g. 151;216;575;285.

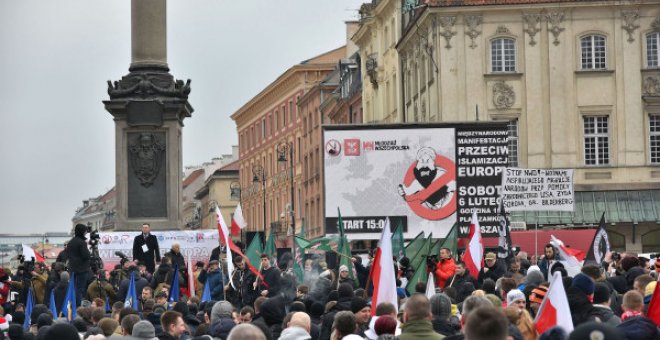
225;255;257;309
254;254;281;297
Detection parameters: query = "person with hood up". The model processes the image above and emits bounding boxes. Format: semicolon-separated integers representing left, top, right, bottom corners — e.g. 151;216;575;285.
319;283;354;340
616;290;660;340
278;311;312;340
67;223;92;303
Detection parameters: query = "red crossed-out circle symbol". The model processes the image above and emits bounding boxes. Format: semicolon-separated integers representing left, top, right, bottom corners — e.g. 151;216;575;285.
402;155;456;220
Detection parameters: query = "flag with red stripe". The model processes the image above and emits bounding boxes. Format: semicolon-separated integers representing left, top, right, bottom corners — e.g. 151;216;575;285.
215;205;235;289
370;217;398;315
534;272;573;334
231;203;247;236
463;212;483;279
22;244;45;263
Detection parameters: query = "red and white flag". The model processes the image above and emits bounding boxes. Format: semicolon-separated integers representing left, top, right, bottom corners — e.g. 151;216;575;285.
369;217;398;315
22;244;45;263
534;271;574;334
231;203;247;236
647;276;660;326
215;205;235;289
463;212;483;279
550;235;583;276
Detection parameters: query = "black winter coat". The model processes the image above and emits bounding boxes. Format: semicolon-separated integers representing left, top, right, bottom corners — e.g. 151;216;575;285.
132;233;161;273
66;231;91;274
319;298;352;340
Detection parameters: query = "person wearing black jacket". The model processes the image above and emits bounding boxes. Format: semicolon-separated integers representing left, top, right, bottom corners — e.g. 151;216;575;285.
255;254;281;298
225;256;257;309
67;223;92;304
132;223;161;274
477;252;506;288
319;283;354;340
163;243;185;269
444;261;477;303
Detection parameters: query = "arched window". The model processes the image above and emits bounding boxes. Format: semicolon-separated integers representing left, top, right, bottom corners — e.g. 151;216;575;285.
491;38;516;72
580;35;607;70
647;32;660;68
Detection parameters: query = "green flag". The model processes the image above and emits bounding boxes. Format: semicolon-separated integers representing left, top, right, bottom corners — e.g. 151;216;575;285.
439;223;458;259
336;208;354;281
337;207;345;237
264;227;277;266
406;259;429;296
293;221;306;282
411;233;433;269
429;239;441;258
300;235;341;252
245;232;263;270
405;231;426;258
392;221;406;259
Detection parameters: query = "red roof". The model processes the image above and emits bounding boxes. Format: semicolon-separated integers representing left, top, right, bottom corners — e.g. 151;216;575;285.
183;169;204;188
218;160;239;172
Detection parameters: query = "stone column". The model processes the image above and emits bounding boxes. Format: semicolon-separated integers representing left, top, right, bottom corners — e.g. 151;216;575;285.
104;0;193;231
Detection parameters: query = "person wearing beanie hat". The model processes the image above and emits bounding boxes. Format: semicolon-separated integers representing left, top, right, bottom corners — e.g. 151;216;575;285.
132;320;158;340
45;323;81;340
337;264;357;289
374;315;397;336
506;289;526;310
620;256;640;272
566;273;599;327
528;286;548;317
320;283;354;340
591;283;621;326
569;321;624;340
351;297;371;335
309;302;324;325
7;324;25;340
0;317;9;335
572;273;595;297
430;293;459;337
36;313;53;329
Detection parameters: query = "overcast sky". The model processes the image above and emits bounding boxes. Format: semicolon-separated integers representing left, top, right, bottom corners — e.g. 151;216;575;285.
0;1;364;234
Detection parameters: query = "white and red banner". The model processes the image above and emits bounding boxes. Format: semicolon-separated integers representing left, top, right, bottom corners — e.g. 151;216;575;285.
370;218;398;315
22;244;45;263
535;271;574;334
216;206;235;289
97;230;219;271
463;212;483;278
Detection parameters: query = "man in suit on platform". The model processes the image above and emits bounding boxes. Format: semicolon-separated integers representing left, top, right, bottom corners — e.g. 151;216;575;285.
133;223;161;273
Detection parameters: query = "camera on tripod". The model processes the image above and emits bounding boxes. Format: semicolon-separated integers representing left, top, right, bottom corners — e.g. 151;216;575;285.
86;224;101;247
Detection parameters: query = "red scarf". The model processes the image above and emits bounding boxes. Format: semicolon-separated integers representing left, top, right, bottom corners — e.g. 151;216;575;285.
621;310;643;321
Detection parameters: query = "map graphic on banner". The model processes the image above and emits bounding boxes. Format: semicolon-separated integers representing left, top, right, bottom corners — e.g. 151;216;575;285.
97;230;219;271
323;123;509;239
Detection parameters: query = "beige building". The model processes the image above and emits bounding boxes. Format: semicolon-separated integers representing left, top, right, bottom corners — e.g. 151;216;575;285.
353;0;403;123
195;160;240;231
388;0;660;252
232;47;345;246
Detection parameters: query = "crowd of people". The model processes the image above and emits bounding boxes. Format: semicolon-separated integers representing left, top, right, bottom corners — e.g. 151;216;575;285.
0;223;657;340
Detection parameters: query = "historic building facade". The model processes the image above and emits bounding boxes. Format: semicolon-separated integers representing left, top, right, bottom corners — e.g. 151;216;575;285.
353;0;404;124
393;0;660;252
232;47;345;245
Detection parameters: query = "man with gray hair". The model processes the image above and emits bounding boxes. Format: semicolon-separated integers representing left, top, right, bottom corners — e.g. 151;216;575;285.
279;312;312;340
228;323;266;340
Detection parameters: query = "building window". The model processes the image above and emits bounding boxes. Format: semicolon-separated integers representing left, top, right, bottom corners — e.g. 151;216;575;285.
583;116;609;165
508;119;519;167
650;114;660;164
580;35;607;70
491;38;516;72
262;118;266;138
647;32;660;68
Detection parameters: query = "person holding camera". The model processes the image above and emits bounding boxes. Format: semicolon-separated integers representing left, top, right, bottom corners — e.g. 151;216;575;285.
434;247;456;289
67;223;92;305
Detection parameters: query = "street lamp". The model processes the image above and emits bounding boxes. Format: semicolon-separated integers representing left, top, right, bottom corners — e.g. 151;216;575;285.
41;234;49;259
277;141;295;236
252;165;267;233
230;182;241;201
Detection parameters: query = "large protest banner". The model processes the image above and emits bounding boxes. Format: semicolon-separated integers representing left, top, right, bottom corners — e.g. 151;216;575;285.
323;123;509;239
501;168;574;211
97;230;219;271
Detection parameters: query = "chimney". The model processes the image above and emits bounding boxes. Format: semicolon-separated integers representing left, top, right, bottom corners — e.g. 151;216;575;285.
345;21;360;57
